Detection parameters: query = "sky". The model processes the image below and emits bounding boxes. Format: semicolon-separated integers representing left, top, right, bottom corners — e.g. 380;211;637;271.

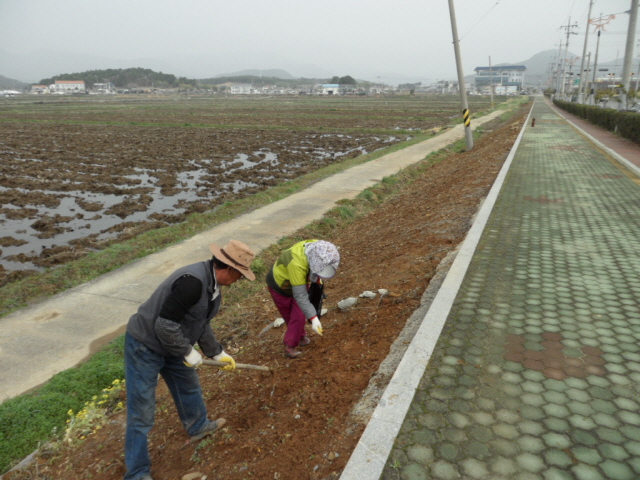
0;0;638;85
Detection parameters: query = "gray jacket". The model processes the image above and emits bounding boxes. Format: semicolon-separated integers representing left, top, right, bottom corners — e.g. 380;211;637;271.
127;260;223;358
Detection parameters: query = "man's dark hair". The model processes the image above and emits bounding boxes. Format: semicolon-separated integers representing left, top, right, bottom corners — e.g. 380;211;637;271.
212;256;230;270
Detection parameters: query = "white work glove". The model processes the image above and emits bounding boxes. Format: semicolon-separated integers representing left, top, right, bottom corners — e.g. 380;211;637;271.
310;316;323;336
213;350;236;371
184;347;203;368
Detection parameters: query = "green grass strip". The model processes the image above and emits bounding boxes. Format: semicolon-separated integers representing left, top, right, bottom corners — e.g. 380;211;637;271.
0;337;125;474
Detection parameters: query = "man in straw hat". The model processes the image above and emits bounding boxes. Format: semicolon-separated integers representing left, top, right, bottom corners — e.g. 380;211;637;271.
123;239;255;480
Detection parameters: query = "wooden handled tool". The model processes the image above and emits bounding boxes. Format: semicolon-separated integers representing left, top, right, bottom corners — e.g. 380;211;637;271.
202;359;270;372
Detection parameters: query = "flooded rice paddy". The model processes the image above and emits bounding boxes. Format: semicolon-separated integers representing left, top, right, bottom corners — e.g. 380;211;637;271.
0;94;495;282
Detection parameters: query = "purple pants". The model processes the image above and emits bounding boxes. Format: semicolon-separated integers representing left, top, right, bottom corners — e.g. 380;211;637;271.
268;287;306;348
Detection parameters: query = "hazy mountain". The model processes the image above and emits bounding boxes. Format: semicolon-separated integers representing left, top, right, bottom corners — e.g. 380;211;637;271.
0;74;28;90
0;49;334;84
215;69;295;80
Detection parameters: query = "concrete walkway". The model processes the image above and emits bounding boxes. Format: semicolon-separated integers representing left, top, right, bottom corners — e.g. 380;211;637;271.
340;97;640;480
0;108;506;403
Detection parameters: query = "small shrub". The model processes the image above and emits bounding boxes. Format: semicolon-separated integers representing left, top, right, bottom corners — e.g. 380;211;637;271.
63;379;125;446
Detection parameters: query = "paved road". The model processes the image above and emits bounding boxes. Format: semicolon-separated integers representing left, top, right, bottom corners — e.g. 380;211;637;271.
0;108;506;403
340;97;640;480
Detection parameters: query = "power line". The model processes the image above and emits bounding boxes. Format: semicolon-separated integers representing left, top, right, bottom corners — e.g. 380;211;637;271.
459;1;501;42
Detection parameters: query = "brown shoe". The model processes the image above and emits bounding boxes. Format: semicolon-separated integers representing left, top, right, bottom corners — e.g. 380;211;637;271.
284;346;302;358
190;418;226;443
299;336;311;347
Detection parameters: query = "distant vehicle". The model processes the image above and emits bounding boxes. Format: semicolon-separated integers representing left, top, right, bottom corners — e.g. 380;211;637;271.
1;90;21;97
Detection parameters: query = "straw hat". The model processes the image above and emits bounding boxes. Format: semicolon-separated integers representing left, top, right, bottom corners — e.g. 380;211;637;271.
209;240;256;281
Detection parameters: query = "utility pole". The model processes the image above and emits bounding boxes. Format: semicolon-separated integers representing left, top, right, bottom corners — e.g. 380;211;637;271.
489;56;494;108
582;52;592;99
560;18;579;99
636;49;640;93
555;42;564;94
447;0;473;150
620;0;639;110
590;30;602;105
578;0;595;103
588;13;617;105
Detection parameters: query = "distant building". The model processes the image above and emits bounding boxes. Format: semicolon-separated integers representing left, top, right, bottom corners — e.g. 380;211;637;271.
474;65;526;92
230;84;252;94
50;80;86;93
92;82;116;94
31;85;49;94
321;84;339;95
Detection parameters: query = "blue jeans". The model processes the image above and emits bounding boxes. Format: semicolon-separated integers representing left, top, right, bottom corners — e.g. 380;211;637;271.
124;332;209;480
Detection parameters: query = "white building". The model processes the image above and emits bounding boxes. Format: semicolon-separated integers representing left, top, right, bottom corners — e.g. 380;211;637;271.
30;85;49;94
50;80;86;93
321;84;340;95
230;84;252;95
474;65;526;92
92;83;116;94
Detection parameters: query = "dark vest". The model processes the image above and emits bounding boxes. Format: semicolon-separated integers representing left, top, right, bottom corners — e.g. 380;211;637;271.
127;260;221;356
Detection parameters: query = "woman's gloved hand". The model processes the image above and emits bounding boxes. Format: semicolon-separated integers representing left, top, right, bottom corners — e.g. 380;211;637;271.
310;316;323;336
184;347;203;368
213;351;236;371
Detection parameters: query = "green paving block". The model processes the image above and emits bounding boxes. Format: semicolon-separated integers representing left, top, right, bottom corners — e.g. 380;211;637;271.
517;435;545;454
430;460;460;480
544;449;573;468
571;429;599;446
544;417;570;432
567;401;596;417
590;399;617;415
516;453;545;473
543;467;574;480
441;428;467;443
438;443;459;462
406;445;434;465
571;446;603;465
459;458;489;479
492;423;519;440
599;460;635;480
491;438;520;457
592;412;620;429
543;391;569;405
571;463;606;480
597;443;629;461
622;440;640;457
490;457;518;476
544;404;570;419
617;411;640;426
400;463;428;480
542;432;571;449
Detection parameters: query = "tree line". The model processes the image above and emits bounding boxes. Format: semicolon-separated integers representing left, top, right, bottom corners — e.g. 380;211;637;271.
39;68;197;89
38;69;362;90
